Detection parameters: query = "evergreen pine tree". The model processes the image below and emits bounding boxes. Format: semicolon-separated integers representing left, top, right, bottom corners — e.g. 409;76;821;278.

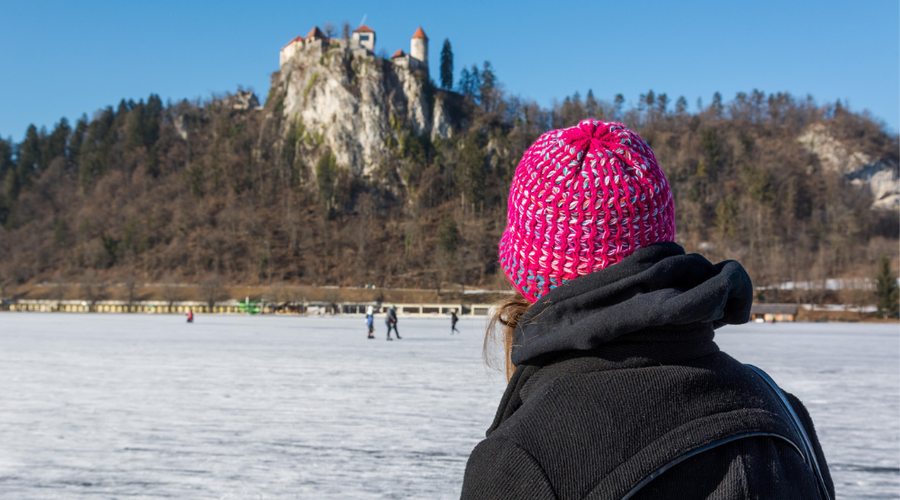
0;136;14;220
69;115;88;161
126;100;147;150
561;97;574;126
15;124;41;193
0;137;14;180
657;93;669;115
585;89;599;119
42;118;70;168
143;94;163;147
711;92;724;117
458;68;471;96
437;216;459;254
79;106;115;189
876;254;899;318
480;61;496;111
572;91;584;120
457;131;486;206
613;94;625;119
470;65;482;102
440;39;454;90
4;168;20;203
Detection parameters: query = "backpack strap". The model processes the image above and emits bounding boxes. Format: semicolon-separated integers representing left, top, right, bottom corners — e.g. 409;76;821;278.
609;366;831;500
584;408;804;500
745;364;832;500
620;431;803;500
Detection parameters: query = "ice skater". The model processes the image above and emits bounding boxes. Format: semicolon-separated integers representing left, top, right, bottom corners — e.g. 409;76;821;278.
186;309;194;323
366;304;375;339
386;305;400;340
450;309;460;334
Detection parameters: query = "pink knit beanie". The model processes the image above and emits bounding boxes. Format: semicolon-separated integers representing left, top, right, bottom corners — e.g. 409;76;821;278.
499;119;675;303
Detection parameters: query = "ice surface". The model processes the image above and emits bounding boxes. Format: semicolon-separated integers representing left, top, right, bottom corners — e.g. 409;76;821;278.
716;323;900;499
0;314;896;499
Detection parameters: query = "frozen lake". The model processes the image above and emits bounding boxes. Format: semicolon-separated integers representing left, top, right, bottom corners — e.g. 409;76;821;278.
0;314;897;499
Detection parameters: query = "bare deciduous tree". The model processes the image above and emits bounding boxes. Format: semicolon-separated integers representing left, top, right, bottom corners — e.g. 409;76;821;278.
0;264;15;301
200;273;226;310
122;268;139;307
323;21;336;39
52;271;67;307
82;269;106;311
161;272;182;312
322;288;340;314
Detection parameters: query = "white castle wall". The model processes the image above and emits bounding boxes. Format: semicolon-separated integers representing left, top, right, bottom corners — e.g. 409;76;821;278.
280;40;302;67
352;32;375;52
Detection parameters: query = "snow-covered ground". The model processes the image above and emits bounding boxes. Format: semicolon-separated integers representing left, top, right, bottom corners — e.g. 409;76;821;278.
0;314;896;499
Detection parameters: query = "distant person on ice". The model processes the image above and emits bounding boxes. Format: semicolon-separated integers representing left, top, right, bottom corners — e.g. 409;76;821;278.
461;120;834;499
186;309;193;323
366;304;375;339
385;305;400;340
450;309;460;334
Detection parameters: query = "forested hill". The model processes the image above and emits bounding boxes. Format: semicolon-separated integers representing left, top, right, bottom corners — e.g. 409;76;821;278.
0;53;897;302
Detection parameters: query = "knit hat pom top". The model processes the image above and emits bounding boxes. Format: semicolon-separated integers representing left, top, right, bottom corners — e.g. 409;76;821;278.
499;119;676;303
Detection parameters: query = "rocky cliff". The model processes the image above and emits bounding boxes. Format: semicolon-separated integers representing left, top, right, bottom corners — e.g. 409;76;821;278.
798;123;899;210
270;43;454;176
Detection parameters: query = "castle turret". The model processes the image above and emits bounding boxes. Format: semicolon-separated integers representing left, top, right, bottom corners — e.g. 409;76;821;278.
352;24;376;52
410;27;428;71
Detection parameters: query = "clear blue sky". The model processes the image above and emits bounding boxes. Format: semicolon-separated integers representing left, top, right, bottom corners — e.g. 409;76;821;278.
1;0;897;141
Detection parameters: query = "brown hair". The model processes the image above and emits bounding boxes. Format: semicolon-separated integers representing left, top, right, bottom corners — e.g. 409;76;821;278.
484;289;533;381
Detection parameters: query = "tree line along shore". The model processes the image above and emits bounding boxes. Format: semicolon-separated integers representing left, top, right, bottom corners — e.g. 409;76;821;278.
0;46;897;316
2;279;897;322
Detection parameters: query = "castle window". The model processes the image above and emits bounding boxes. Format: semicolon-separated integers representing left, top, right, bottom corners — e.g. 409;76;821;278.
359;35;369;41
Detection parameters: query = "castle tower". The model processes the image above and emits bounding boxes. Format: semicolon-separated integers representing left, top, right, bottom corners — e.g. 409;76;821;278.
305;26;328;51
410;27;428;71
352;24;375;52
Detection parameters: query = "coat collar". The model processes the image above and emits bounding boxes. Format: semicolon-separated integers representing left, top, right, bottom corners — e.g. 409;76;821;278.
511;243;753;366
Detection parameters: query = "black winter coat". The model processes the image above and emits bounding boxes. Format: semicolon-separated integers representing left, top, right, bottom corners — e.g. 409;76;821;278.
460;243;834;500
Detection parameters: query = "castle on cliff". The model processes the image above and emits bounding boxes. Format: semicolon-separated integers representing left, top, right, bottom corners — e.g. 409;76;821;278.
280;25;429;72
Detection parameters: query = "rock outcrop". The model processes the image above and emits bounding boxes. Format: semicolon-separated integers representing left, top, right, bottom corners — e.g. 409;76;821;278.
227;90;260;111
270;42;453;176
798;123;899;210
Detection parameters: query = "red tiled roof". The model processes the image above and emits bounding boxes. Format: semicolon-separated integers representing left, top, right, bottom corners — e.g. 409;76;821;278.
281;35;305;50
391;49;405;58
353;24;374;33
412;27;427;39
306;26;327;40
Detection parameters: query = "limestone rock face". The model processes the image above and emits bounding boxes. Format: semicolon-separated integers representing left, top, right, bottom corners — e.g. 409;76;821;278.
272;44;451;176
228;90;260;111
798;123;899;210
431;95;453;141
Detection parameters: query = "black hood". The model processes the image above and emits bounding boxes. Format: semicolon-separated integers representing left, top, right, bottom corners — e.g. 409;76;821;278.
511;242;753;366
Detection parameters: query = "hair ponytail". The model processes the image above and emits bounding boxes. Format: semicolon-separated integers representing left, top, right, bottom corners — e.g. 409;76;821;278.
484;289;532;381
